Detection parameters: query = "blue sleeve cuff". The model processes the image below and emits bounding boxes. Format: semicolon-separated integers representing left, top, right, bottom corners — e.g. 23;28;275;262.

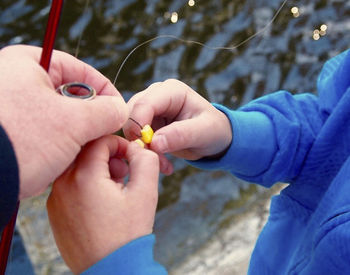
189;104;278;184
81;234;167;275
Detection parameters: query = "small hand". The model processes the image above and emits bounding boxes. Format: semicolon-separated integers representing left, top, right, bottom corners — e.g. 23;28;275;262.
123;79;232;161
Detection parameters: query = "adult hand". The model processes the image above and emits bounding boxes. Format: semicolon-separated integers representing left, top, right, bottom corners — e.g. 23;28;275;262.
47;135;159;274
0;45;128;199
123;79;232;161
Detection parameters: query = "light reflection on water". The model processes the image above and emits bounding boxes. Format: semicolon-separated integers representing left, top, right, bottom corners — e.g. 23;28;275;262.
1;0;349;273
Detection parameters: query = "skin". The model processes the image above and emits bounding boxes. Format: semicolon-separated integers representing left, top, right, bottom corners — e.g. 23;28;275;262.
47;135;159;274
46;78;231;273
0;45;128;199
2;46;229;273
123;79;233;162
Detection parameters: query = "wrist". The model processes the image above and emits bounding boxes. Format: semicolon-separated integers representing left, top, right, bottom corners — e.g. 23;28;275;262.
204;104;233;159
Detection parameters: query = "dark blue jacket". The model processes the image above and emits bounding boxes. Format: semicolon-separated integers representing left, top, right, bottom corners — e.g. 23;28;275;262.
0;126;19;231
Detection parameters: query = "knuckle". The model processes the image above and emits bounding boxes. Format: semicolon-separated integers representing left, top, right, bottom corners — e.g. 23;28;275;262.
132;100;148;111
142;82;163;97
128;94;145;113
163;79;191;96
128;92;143;104
148;81;163;90
163;78;180;85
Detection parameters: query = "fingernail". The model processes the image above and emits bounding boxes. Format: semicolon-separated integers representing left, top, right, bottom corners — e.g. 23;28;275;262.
153;135;168;153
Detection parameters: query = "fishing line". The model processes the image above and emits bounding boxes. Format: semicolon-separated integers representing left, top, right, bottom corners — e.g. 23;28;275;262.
112;0;288;85
74;0;289;85
129;117;143;129
128;118;143;137
74;0;90;58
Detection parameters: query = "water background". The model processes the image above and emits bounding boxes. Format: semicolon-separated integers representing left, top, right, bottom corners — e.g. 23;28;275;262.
1;0;349;274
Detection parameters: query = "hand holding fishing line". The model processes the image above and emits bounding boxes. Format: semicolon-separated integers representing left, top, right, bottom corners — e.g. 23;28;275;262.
0;44;128;199
123;79;232;161
47;135;160;274
113;1;288;166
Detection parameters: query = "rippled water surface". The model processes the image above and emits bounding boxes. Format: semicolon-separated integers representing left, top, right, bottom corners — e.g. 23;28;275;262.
1;0;350;274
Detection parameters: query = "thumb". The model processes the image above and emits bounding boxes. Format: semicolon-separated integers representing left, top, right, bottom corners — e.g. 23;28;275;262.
126;142;159;194
67;95;129;144
150;117;206;157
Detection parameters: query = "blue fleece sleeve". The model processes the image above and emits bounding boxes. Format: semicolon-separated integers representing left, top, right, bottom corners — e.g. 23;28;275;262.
0;124;19;231
81;234;167;275
190;49;350;188
190;91;324;187
189;104;278;182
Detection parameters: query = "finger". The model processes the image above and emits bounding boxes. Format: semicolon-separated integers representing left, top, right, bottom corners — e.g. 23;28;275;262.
123;79;189;140
158;153;174;175
149;116;207;156
109;158;129;180
8;44;120;96
75;136;129;175
49;51;120;96
126;142;160;194
65;95;129;145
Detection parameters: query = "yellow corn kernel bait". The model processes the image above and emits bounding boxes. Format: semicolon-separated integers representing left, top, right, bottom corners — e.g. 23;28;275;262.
134;138;145;148
140;124;154;144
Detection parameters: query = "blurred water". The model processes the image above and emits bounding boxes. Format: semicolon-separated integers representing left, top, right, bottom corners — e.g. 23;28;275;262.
1;0;350;274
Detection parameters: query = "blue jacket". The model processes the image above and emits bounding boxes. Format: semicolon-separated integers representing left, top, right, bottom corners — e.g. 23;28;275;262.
195;49;350;274
83;49;350;274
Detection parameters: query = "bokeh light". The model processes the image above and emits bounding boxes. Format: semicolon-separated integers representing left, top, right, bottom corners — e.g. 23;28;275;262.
291;6;300;18
171;12;178;23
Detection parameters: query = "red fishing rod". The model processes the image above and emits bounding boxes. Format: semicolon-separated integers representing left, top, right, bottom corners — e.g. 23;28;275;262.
0;1;64;274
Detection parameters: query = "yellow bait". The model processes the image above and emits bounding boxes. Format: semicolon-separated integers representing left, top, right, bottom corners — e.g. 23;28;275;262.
134;138;145;148
140;124;154;144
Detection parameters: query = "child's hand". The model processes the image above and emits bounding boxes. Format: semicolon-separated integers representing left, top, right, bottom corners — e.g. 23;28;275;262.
46;135;159;274
123;79;232;161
